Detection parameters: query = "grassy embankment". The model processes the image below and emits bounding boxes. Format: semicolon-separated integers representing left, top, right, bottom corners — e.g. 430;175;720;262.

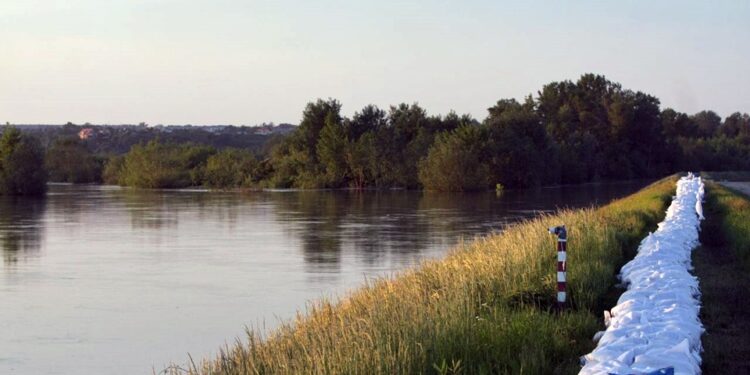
173;177;677;375
695;181;750;372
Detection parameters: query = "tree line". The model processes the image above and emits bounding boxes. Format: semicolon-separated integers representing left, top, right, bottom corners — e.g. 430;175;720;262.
252;73;750;191
2;74;749;195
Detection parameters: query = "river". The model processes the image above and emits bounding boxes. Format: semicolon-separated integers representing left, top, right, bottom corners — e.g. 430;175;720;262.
0;181;650;374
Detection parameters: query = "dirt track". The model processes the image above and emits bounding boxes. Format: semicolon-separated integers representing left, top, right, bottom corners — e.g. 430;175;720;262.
719;181;750;196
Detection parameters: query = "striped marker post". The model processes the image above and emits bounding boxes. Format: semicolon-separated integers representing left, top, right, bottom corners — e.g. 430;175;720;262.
548;225;567;310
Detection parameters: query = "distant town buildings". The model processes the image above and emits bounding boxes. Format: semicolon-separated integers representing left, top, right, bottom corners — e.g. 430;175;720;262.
78;128;95;140
11;122;298;154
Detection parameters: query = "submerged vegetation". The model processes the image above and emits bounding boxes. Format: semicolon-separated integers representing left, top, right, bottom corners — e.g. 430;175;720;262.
170;177;676;374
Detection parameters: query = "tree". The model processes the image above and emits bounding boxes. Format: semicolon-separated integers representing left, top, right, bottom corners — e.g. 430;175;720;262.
267;98;342;188
486;98;554;187
297;98;342;165
204;149;259;188
260;74;750;190
0;126;47;196
102;155;125;185
661;108;699;139
692;110;722;138
117;140;215;188
386;103;432;188
45;137;102;183
721;112;750;138
345;104;387;140
316;113;349;187
418;125;491;191
345;131;378;189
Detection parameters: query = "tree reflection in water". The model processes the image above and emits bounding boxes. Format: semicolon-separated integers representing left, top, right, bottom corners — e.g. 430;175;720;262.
271;191;439;272
0;196;45;266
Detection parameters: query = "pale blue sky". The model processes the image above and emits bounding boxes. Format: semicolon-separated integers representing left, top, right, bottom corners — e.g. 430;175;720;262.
1;0;748;125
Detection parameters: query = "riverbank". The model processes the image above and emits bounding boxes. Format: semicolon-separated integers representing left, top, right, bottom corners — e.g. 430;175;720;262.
167;176;677;374
694;182;750;373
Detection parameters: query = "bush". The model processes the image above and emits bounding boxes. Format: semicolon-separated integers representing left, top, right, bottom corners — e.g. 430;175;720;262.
117;140;215;188
204;148;260;189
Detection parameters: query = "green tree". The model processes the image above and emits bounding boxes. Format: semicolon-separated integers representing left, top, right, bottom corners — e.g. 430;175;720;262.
661;108;700;139
102;155;125;185
267;99;342;188
345;104;387;140
316;113;349;187
692;110;722;138
45;137;102;183
486;98;554;187
345;131;378;189
298;98;342;165
204;148;260;188
386;103;432;188
118;140;215;188
721;112;750;138
0;126;47;196
418;125;491;191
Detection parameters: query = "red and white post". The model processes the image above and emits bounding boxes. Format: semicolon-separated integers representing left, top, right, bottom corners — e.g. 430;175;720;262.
549;225;567;310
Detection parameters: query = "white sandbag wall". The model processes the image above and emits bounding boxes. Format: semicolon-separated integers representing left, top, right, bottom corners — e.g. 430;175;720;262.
579;174;705;375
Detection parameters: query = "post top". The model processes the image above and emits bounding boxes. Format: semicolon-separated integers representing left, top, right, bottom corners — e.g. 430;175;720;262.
548;225;567;240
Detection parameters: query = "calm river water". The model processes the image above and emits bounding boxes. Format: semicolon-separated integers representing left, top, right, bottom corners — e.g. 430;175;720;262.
0;181;650;374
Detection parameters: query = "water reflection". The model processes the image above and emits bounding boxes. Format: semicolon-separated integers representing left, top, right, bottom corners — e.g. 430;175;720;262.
271;191;440;271
1;182;652;270
273;192;345;269
113;190;181;230
0;196;45;265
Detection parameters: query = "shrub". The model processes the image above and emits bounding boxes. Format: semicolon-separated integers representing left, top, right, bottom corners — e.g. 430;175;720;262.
204;149;260;189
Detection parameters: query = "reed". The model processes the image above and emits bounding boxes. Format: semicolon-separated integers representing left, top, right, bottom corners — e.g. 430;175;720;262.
174;177;677;375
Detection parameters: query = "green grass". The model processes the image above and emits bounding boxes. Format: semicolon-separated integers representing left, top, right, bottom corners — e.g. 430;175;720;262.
171;177;677;375
701;182;750;270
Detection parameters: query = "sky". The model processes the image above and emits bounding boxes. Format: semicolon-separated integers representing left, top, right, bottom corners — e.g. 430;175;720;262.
1;0;749;125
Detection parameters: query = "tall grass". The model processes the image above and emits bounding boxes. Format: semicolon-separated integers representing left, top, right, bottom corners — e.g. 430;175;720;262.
701;182;750;269
174;177;677;375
